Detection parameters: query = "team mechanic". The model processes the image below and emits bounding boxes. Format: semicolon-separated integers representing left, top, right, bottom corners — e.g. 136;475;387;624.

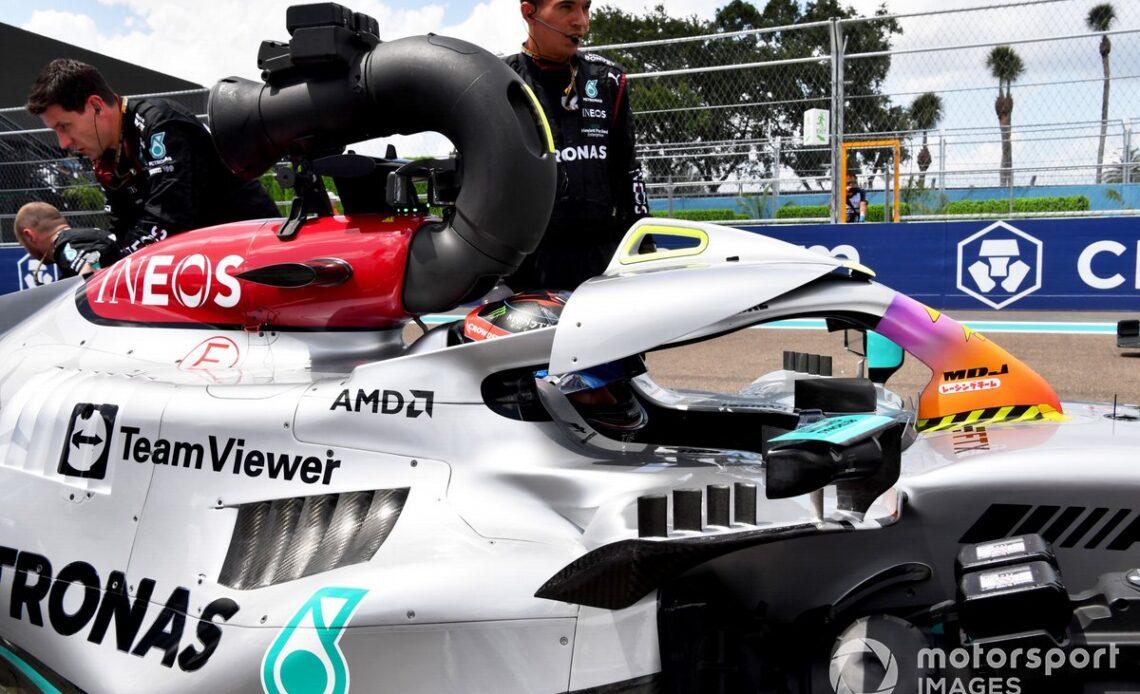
506;0;649;290
26;59;278;265
13;201;129;279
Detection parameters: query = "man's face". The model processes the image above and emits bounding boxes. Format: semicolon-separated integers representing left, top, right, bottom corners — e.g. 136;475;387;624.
526;0;591;62
38;100;104;160
17;228;51;260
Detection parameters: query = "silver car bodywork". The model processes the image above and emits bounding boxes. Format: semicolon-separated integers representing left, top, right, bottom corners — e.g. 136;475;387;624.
0;219;1136;693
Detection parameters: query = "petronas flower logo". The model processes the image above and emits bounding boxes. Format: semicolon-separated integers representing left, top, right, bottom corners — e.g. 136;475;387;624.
262;587;368;694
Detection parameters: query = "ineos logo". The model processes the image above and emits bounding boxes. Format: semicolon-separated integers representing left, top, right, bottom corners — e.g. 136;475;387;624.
93;253;243;309
171;254;211;308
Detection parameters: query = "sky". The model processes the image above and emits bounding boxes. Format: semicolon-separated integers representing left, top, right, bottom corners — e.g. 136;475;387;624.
0;0;999;87
0;0;738;156
1;0;730;85
2;0;1135;185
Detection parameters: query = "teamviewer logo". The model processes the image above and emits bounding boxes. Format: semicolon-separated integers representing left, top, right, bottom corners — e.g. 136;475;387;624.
956;221;1042;309
58;403;118;479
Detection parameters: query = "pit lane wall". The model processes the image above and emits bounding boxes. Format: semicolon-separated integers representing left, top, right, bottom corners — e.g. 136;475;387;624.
3;216;1140;310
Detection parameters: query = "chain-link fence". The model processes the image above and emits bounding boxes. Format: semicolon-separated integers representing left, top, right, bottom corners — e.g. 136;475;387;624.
0;89;207;242
586;0;1140;223
3;0;1139;237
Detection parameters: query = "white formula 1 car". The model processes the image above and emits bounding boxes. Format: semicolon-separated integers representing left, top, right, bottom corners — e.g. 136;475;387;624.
2;6;1139;694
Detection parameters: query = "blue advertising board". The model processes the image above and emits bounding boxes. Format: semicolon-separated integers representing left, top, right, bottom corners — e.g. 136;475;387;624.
742;216;1140;310
3;216;1140;310
0;244;59;296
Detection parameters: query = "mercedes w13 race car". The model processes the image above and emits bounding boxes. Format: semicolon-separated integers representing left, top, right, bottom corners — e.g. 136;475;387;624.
1;5;1139;694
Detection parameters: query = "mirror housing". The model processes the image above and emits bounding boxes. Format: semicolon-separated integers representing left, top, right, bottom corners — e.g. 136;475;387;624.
864;331;904;384
766;415;904;515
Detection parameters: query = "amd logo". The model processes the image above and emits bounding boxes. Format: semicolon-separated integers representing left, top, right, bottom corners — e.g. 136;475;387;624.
330;388;435;418
92;253;243;309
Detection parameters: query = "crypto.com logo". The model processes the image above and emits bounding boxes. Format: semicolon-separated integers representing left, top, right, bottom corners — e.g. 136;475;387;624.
830;635;898;694
956;221;1043;309
17;253;58;290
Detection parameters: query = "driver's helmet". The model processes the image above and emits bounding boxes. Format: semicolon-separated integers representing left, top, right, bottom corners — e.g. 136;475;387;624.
462;290;570;342
463;291;647;438
541;357;650;439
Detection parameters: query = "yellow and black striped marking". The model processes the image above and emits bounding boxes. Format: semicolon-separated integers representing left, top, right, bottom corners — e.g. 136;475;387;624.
917;403;1065;433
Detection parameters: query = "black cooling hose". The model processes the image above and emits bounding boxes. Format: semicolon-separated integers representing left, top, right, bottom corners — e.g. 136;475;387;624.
208;34;556;314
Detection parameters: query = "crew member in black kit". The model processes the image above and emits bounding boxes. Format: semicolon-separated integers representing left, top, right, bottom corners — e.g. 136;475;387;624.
26;59;279;250
14;202;131;279
506;0;648;290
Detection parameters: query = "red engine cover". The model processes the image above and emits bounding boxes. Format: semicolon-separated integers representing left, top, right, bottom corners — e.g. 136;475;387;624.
80;215;423;330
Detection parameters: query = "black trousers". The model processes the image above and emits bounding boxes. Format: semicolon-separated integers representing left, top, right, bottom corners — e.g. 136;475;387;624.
506;236;621;292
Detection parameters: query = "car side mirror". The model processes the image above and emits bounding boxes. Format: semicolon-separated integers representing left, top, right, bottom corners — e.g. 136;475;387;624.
765;414;904;516
864;331;904;384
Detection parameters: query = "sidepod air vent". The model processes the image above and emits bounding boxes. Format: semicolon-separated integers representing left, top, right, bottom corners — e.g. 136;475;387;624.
219;489;408;589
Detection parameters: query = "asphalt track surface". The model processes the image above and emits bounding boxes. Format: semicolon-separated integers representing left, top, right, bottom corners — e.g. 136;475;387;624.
645;311;1140;406
413;310;1139;406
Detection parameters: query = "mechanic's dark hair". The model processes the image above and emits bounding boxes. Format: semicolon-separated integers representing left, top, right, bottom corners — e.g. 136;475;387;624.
26;59;117;115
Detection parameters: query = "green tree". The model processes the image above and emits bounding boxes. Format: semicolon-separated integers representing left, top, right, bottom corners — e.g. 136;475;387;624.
587;5;711;186
909;92;943;189
1087;3;1117;184
986;45;1025;188
587;0;904;192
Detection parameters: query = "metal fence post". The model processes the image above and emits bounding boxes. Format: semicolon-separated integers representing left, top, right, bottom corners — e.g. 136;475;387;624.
1007;146;1015;216
772;136;782;219
938;129;946;198
667;175;675;216
829;18;844;225
1124;119;1132;186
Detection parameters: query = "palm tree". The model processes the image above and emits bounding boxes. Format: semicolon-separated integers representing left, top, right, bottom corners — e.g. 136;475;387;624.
910;92;943;189
986;46;1025;188
1088;3;1117;184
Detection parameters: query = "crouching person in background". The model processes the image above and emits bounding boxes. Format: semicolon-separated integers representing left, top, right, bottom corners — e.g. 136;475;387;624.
14;201;154;279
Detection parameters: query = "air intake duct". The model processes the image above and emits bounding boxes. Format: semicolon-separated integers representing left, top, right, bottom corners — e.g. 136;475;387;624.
208;5;557;313
218;488;408;589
